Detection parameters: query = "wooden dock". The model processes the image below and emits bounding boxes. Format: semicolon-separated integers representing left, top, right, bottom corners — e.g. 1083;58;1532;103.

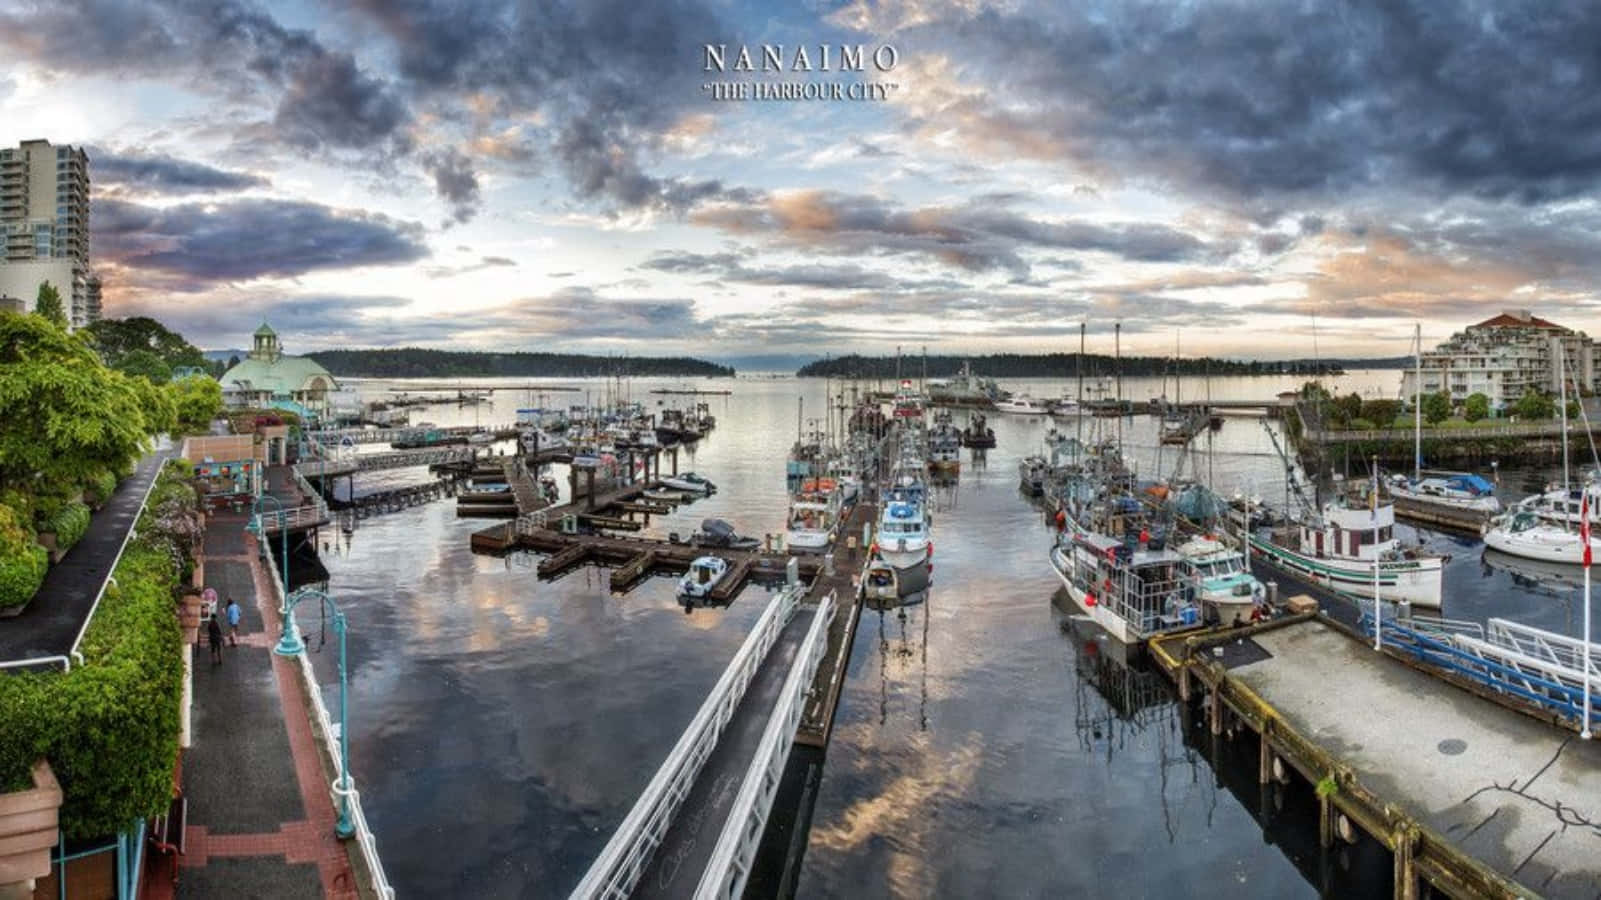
796;500;876;747
1388;496;1491;534
1148;615;1597;899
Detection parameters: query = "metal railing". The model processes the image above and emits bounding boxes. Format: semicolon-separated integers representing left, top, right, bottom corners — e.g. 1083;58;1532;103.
1313;421;1578;442
307;424;519;445
696;591;836;900
570;581;805;900
259;540;396;899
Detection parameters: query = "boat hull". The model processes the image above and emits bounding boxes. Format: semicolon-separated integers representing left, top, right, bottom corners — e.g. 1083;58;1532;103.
1482;526;1601;565
878;540;929;571
1050;545;1134;644
1247;536;1442;607
1387;485;1500;514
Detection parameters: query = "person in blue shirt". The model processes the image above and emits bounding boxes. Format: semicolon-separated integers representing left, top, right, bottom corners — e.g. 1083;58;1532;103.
226;597;241;647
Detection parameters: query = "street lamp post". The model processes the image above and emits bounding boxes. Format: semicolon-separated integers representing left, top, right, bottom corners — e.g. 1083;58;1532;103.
278;587;356;839
249;492;303;656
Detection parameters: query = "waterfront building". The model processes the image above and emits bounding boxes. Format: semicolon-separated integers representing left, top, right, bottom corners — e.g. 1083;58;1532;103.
218;322;342;421
0;139;100;329
1400;310;1601;411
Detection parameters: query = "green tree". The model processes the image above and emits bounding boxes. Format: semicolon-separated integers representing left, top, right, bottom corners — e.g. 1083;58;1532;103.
1512;388;1555;420
125;373;177;436
1331;392;1363;427
1360;399;1402;426
1463;392;1490;422
168;375;222;434
0;314;149;497
33;282;66;329
1421;390;1453;425
1567;399;1582;420
116;349;172;384
83;317;207;371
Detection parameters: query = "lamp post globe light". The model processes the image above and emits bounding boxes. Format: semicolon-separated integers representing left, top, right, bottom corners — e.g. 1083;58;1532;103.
278;587;356;840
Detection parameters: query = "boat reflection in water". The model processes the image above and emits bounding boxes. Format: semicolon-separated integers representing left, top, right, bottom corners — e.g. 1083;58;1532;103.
1479;547;1586;594
866;590;930;731
1052;588;1393;895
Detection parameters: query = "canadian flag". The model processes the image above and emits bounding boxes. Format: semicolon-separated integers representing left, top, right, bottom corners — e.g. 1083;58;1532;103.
1584;493;1593;568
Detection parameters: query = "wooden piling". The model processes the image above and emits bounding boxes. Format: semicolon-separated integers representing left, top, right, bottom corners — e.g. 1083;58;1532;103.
610;550;657;592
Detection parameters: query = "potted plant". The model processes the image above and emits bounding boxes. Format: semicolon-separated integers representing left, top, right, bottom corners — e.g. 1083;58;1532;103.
0;760;63;888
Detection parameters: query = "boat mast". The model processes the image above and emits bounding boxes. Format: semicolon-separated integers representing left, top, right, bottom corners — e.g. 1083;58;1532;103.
1077;321;1085;447
1561;344;1570;492
1414;323;1422;482
1114;321;1122;451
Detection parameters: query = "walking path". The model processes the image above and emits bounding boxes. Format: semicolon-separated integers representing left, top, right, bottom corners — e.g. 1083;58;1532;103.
146;511;359;899
0;443;179;664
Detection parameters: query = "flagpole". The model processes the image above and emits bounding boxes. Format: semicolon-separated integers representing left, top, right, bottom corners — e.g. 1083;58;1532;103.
1373;455;1382;652
1584;558;1592;740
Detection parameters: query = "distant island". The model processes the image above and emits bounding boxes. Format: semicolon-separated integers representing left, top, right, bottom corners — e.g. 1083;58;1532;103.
794;353;1413;379
307;348;735;378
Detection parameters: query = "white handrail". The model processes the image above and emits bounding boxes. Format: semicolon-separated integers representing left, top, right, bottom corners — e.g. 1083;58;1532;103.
0;655;70;672
260;540;396;899
570;581;804;900
696;591;836;900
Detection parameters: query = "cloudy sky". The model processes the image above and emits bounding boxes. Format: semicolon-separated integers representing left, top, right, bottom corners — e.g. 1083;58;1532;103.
3;0;1600;360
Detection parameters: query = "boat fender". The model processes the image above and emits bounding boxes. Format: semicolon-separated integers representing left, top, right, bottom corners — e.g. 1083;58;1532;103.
1086;591;1096;607
927;542;933;558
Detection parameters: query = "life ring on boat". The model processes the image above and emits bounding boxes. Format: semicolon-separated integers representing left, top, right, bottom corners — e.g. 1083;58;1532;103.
1085;590;1097;607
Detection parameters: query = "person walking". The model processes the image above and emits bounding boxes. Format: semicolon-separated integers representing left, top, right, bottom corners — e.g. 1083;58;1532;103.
207;614;224;666
225;597;241;646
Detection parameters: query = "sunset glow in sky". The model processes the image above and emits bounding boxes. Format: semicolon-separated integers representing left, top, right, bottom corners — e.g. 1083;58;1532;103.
3;0;1599;360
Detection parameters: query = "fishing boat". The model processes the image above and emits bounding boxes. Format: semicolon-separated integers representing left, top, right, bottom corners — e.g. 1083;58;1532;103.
1049;527;1198;645
862;558;900;602
925;362;1001;407
1049;397;1083;418
961;413;996;448
518;427;569;456
1385;471;1500;513
927;411;962;474
660;472;716;494
995;394;1048;415
786;478;842;551
876;473;931;571
1247;495;1444;607
1175;535;1264;626
678;556;729;598
1018;456;1049;496
891;381;926;423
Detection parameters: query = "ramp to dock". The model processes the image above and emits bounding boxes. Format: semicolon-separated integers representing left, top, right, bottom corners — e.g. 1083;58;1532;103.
1187;619;1601;898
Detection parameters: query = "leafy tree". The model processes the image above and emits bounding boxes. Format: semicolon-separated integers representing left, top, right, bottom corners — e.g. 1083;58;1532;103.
83;317;207;371
1421;390;1453;425
116;349;172;384
1567;399;1582;420
1331;392;1363;427
125;373;177;436
1360;399;1402;426
1463;393;1490;422
1512;388;1555;420
168;375;222;434
33;282;67;329
0;314;149;497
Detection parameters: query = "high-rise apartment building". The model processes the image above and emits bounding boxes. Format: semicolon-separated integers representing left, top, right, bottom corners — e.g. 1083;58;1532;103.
1400;310;1601;410
0;139;98;329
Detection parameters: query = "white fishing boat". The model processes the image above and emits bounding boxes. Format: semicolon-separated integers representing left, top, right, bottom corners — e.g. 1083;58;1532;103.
995;394;1049;415
1050;528;1198;645
1175;535;1265;626
876;474;931;571
786;478;842;551
1385;471;1500;513
519;427;569;456
927;411;962;474
1248;497;1443;608
660;472;716;494
678;556;729;598
1018;455;1049;496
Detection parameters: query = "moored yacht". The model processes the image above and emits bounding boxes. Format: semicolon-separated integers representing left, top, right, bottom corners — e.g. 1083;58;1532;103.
1482;509;1601;565
995;394;1048;415
1385;471;1501;514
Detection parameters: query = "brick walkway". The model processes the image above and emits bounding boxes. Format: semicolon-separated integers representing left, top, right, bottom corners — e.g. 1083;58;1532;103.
147;512;357;899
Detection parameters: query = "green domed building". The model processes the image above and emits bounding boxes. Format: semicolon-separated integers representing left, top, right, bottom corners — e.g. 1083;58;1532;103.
218;322;341;420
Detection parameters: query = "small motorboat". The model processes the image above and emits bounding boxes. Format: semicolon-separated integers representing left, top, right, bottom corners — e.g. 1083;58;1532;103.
661;472;717;494
679;556;729;598
694;518;761;551
862;558;899;601
643;488;687;503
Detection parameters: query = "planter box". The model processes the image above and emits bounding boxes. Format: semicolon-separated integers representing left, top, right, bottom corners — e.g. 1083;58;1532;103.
0;761;62;885
179;593;204;644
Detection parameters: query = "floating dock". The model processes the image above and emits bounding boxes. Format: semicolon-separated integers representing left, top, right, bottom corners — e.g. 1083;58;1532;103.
1388;496;1492;534
796;501;876;747
1149;615;1600;899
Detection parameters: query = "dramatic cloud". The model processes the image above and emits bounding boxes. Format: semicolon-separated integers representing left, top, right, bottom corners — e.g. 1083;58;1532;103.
422;147;482;224
89;147;268;194
95;197;428;285
691;190;1221;276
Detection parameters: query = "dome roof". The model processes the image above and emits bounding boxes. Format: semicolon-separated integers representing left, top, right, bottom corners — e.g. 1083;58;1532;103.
219;354;335;395
253;321;277;338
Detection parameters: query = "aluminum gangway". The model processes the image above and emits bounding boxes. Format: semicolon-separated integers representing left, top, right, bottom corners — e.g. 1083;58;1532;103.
1368;612;1601;733
571;574;836;900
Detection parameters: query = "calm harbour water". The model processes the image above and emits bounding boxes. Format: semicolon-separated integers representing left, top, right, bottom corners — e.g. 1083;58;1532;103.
297;373;1599;898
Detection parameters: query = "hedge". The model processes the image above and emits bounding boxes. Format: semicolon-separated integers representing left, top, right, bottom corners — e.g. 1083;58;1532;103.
46;501;90;551
84;470;119;507
0;470;188;835
0;504;47;611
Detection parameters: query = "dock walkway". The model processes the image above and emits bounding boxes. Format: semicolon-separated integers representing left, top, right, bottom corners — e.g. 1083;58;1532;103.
1151;616;1600;898
797;500;875;746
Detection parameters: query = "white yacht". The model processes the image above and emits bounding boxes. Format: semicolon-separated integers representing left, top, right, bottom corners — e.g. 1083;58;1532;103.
995;394;1049;415
660;472;716;494
1482;510;1601;565
1509;482;1601;527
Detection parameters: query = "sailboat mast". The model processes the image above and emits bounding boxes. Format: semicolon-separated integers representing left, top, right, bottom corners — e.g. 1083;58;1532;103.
1414;323;1422;481
1077;321;1085;446
1114;322;1122;451
1561;344;1571;490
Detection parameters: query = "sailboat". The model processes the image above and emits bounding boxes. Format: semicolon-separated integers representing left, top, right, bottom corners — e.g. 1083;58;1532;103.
1385;323;1502;516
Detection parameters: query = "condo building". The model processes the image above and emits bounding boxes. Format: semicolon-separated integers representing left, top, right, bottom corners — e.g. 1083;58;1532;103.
1400;310;1601;411
0;139;99;329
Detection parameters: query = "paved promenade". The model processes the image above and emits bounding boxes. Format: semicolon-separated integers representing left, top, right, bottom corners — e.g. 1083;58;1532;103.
146;511;358;899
